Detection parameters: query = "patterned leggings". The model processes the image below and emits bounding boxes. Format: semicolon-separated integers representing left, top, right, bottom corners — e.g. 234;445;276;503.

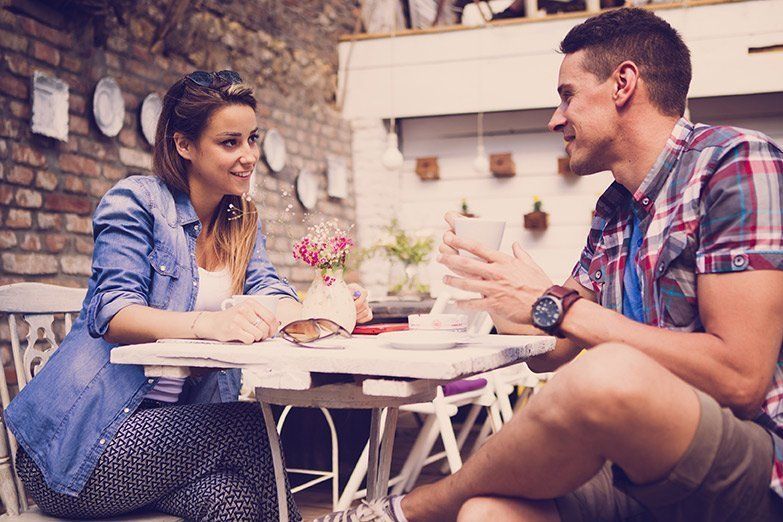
16;401;301;521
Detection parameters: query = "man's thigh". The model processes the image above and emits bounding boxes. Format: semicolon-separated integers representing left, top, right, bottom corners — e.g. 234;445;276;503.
555;390;782;522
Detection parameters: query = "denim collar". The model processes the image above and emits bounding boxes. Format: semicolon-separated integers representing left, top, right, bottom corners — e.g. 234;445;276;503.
171;186;201;228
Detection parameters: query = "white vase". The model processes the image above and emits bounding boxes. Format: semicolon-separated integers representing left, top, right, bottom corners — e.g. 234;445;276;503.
301;268;357;333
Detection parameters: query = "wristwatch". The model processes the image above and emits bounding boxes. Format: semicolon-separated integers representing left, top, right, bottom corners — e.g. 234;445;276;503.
531;285;581;338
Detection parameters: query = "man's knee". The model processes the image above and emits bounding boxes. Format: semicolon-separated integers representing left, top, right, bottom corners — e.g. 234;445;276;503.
457;496;560;522
533;343;663;431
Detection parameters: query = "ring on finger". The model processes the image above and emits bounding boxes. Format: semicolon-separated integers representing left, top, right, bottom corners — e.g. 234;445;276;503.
252;317;261;327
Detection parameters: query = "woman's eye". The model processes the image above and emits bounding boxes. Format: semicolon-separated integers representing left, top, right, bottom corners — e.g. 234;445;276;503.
222;139;236;147
249;134;259;144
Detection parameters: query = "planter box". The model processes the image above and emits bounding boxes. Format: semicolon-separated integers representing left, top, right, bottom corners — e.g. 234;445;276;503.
524;210;548;231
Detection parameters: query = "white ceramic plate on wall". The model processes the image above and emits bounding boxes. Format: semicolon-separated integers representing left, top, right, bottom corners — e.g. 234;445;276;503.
263;128;287;173
139;92;162;146
93;77;125;137
296;169;319;210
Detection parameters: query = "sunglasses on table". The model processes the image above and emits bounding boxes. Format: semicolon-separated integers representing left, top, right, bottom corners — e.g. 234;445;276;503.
185;70;243;89
279;318;351;349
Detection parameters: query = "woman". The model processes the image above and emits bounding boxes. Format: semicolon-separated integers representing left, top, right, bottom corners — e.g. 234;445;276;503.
4;70;372;521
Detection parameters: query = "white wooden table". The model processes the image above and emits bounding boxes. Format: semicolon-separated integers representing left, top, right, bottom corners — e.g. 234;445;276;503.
111;334;554;521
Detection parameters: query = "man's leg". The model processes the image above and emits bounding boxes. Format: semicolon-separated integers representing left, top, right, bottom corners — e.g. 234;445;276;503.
457;497;559;522
401;342;701;521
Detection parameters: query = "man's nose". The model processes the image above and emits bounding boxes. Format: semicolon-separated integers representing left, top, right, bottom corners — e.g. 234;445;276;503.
548;107;566;133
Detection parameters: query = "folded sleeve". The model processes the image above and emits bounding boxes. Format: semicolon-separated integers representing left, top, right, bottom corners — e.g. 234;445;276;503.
696;137;783;274
244;221;300;301
86;179;154;338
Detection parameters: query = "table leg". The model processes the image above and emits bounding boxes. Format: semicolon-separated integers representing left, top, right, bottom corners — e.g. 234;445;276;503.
366;407;400;501
260;401;289;522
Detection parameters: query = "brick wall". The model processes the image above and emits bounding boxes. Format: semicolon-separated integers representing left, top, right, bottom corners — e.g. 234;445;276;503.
0;0;358;372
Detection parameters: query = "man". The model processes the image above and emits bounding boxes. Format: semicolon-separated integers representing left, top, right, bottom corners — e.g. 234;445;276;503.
318;7;783;521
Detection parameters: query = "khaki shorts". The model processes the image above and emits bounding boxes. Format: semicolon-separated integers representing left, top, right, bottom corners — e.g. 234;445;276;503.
555;390;783;522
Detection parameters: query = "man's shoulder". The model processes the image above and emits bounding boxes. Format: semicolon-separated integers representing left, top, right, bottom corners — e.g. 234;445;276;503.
688;123;781;154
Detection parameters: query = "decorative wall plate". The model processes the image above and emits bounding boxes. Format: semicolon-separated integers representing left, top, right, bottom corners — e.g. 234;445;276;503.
262;128;287;173
139;92;162;146
296;169;319;210
93;76;125;137
31;71;69;142
327;155;348;199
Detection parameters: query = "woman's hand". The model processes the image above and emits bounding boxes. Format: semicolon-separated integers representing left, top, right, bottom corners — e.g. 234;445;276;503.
349;283;373;324
193;300;279;344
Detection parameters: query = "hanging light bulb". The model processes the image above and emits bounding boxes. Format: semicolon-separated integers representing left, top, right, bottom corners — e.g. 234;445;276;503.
381;131;404;170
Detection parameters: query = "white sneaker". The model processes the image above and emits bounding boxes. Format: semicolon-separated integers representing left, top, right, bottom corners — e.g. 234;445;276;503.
313;496;401;522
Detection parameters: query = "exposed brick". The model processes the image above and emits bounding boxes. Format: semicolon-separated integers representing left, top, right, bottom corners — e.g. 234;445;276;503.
64;214;92;234
102;164;126;181
15;188;42;208
44;233;68;253
9;101;30;120
105;52;121;70
0;231;17;249
118;129;137;148
0;120;20;139
18;16;72;48
20;233;42;251
3;53;32;76
5;209;32;229
69;94;87;115
32;41;60;66
60;255;92;276
61;54;83;74
35;170;59;191
12;144;46;168
0;29;27;52
119;148;152;170
0;76;28;99
8;166;34;185
77;138;107;160
0;185;13;205
2;253;58;275
59;154;100;177
44;193;92;214
88;178;112;198
74;236;93;254
69;115;89;137
0;139;8;159
62;175;87;194
37;212;63;230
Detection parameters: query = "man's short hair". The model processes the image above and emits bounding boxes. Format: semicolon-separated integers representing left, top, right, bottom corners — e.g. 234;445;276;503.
559;8;691;117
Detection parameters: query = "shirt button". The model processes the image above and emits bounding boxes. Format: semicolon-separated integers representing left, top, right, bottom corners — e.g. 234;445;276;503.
594;270;602;279
732;255;747;268
658;264;665;272
123;408;130;413
192;281;198;287
99;438;106;445
160;265;166;271
147;378;154;384
194;224;200;231
641;197;650;206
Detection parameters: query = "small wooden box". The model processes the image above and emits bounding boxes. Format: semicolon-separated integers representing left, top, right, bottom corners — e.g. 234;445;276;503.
416;157;440;181
523;210;549;231
557;156;572;176
490;153;516;178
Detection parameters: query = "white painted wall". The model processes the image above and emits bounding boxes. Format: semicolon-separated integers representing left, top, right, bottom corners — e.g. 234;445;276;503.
351;93;783;297
338;0;783;119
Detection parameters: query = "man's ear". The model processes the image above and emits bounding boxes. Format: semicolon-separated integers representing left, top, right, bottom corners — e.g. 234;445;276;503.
611;61;639;109
173;132;192;161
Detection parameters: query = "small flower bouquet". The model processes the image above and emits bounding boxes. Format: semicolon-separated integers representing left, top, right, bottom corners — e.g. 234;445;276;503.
293;221;355;286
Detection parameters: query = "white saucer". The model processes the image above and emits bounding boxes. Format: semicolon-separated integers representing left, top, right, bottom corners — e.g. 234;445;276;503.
93;77;125;137
139;92;162;146
378;330;467;351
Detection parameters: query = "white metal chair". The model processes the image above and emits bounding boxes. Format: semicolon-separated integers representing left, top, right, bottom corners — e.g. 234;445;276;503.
0;283;180;520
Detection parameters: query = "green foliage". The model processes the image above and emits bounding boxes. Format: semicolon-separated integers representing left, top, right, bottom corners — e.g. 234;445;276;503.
366;218;434;265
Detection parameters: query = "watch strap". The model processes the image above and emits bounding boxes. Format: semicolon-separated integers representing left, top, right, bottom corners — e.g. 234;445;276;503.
542;285;581;337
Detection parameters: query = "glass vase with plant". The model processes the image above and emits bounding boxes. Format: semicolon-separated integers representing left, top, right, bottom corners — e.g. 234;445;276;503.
369;219;434;298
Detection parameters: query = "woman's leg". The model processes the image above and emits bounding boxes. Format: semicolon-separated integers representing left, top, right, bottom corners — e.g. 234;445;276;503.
17;401;299;521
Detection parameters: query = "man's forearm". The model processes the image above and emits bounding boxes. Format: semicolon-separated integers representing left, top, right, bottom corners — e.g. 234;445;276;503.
559;299;754;415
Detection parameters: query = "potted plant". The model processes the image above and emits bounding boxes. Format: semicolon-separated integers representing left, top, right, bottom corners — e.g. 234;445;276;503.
524;196;549;231
366;219;434;298
459;197;477;218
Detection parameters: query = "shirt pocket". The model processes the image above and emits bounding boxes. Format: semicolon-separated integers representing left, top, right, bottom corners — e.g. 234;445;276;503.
654;232;698;328
147;247;180;309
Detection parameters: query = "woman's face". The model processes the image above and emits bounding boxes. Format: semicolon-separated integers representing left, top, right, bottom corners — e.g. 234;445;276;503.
179;104;260;200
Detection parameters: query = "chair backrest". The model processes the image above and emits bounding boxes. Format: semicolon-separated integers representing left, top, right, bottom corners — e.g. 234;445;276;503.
429;290;493;335
0;282;86;515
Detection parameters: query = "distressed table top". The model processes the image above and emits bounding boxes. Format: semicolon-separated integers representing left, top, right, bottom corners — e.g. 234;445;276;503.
111;334;555;383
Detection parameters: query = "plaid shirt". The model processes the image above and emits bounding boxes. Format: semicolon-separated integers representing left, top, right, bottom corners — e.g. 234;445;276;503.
571;118;783;497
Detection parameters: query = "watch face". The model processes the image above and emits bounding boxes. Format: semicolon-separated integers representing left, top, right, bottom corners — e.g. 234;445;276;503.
532;296;562;329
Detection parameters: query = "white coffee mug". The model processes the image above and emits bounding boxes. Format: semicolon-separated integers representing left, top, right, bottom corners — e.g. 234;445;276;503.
453;217;506;260
220;294;280;316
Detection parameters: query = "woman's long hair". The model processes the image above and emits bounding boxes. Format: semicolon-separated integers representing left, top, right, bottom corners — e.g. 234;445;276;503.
152;77;259;295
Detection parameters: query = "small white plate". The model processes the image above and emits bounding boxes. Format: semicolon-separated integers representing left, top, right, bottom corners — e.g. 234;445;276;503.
378;330;467;351
296;169;319;210
93;76;125;137
263;128;287;173
139;92;162;146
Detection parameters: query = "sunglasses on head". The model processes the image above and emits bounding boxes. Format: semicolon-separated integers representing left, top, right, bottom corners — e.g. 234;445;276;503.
185;70;243;89
279;318;351;346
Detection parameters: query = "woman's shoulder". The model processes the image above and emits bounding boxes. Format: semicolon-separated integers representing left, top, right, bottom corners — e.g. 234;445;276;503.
100;175;174;209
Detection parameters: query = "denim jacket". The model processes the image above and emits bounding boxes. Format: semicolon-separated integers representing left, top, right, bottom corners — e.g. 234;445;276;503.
4;175;298;496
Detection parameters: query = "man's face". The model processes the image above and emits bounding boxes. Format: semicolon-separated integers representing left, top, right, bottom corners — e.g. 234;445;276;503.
548;51;617;176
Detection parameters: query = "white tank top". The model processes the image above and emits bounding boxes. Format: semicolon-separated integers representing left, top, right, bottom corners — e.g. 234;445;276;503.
144;266;232;403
